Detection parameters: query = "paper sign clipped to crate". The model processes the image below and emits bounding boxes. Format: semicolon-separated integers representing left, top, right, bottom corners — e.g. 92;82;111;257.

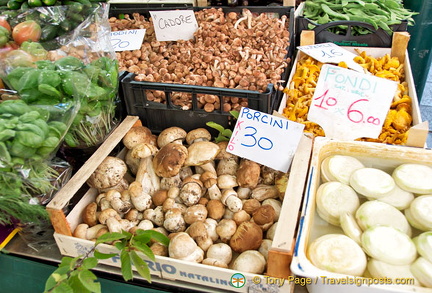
150;10;198;42
307;64;398;141
227;107;305;173
110;29;146;51
298;42;364;73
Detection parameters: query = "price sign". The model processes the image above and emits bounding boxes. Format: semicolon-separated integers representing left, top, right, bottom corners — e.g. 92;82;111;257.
227;107;305;173
298;42;365;73
150;10;198;42
308;64;398;141
110;29;146;51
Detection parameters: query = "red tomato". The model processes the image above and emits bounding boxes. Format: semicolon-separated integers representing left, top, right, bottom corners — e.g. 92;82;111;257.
0;17;11;33
12;20;41;46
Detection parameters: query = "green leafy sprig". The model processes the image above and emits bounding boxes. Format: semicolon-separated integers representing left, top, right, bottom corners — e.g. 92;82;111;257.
44;229;169;293
206;110;239;143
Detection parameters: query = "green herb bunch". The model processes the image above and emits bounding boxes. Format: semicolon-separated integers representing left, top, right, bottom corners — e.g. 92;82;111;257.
44;229;169;293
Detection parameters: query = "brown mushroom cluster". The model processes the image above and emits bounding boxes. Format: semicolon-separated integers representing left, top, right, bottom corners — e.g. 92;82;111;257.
109;8;291;112
75;125;290;274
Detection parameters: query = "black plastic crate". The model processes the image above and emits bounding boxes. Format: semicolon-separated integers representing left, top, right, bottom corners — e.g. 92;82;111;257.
110;5;295;131
121;72;274;134
296;17;408;48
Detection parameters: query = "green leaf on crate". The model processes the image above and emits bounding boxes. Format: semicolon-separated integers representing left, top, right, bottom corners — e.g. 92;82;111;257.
130;250;152;283
120;250;133;282
132;241;155;262
138;229;170;246
94;232;126;245
82;257;98;270
93;250;117;260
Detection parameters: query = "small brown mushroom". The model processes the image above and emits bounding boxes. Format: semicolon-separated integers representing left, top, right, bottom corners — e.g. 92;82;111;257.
153;142;188;178
206;199;225;221
229;221;263;253
82;202;99;227
185;128;212;145
183;204;208;224
216;219;237;243
157;126;187;148
122;126;153;149
187;221;213;251
236;159;261;189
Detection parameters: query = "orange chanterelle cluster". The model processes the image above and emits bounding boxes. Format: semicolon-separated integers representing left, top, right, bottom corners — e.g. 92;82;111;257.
282;50;413;145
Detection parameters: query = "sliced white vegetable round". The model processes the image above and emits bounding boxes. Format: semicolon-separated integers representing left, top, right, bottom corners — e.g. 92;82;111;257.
307;234;367;276
375;184;414;210
410;257;432;288
367;258;419;286
316;181;360;226
320;155;365;185
404;208;430;232
340;212;362;245
408;195;432;231
320;156;333;183
392;163;432;194
355;200;411;236
361;226;417;266
350;167;395;198
413;232;432;263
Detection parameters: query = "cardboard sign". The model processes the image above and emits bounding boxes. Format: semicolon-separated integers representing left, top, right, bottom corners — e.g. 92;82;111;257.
307;64;398;141
110;29;146;51
227;108;305;173
150;10;198;42
298;42;365;73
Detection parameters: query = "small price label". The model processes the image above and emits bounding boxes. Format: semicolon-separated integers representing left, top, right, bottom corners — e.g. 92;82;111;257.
298;42;364;72
110;29;146;51
227;108;305;173
308;64;398;141
150;10;198;42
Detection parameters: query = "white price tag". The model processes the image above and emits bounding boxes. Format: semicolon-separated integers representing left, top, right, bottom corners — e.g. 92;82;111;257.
110;29;146;51
308;64;398;141
150;10;198;42
298;42;365;73
227;108;305;173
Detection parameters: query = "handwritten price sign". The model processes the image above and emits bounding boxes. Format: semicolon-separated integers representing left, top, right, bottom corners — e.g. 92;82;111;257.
110;29;146;51
150;10;198;42
308;64;398;141
298;42;364;73
227;108;304;173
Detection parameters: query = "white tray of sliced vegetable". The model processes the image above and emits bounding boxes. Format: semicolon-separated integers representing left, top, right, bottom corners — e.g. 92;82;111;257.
292;137;432;293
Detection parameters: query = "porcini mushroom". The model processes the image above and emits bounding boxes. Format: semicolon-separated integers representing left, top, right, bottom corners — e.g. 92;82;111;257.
157;126;187;148
122;126;153;149
187;221;213;251
221;189;243;212
236;159;261;189
216;218;237;243
184;141;220;174
168;232;204;263
231;250;266;274
163;208;186;233
185;128;212;145
87;156;128;191
153;142;188;178
202;243;233;268
229;221;263;253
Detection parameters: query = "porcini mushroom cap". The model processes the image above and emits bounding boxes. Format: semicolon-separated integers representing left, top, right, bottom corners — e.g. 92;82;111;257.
82;202;98;227
252;205;276;226
229;221;263;253
236;159;261;189
184;141;220;167
153;142;188;178
122;126;153;149
231;250;266;274
186;128;212;145
87;156;127;190
157;127;187;148
206;243;232;265
215;141;238;161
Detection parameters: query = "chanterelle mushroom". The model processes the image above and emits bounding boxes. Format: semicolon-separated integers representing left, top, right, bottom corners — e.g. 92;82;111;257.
87;156;127;190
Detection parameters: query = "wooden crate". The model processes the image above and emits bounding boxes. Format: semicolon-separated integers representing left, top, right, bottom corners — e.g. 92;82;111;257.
47;115;313;292
278;31;428;148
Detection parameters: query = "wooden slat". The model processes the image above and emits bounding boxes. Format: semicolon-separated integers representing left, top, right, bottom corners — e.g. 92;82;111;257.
391;31;410;61
267;240;296;278
47;208;72;236
271;132;313;253
46;115;139;211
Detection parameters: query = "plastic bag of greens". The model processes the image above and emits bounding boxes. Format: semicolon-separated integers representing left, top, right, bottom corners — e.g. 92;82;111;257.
1;3;120;150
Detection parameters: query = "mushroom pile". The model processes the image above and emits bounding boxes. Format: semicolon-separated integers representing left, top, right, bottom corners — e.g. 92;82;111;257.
74;125;290;274
109;8;291;112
